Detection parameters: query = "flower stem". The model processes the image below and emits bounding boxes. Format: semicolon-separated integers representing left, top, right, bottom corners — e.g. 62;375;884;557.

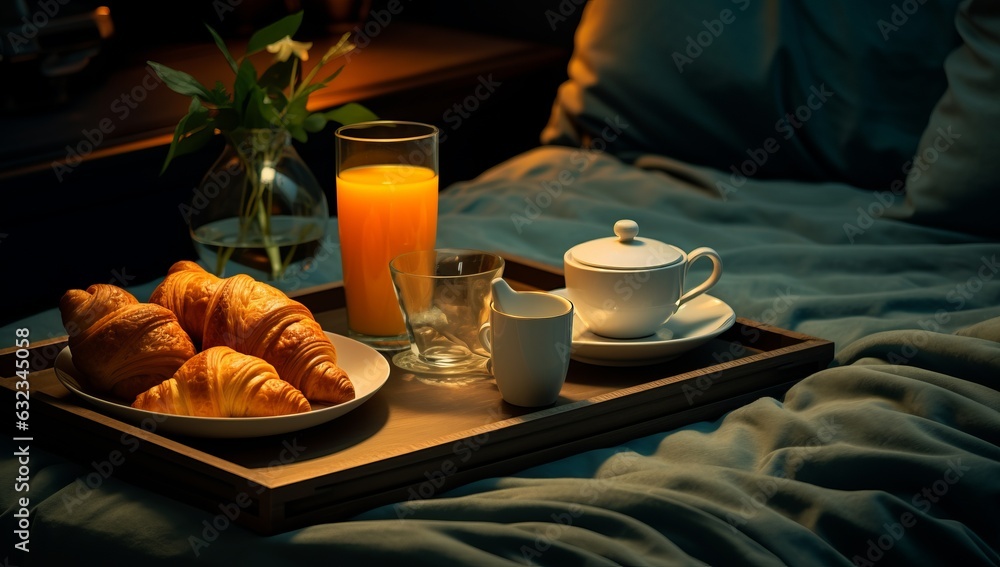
256;193;282;280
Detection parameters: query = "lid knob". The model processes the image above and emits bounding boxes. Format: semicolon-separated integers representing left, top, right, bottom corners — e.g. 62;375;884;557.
614;219;639;243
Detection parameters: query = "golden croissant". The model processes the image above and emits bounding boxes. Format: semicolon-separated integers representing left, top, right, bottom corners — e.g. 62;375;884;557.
132;346;311;417
59;284;197;401
150;261;355;405
148;259;219;344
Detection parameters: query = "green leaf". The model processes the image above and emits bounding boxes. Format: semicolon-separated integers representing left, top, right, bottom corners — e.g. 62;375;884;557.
323;103;379;127
166;124;215;171
209;81;230;105
196;82;235;113
291;82;326;102
319;32;355;65
246;11;304;56
205;24;238;74
233;59;258;118
283;94;310;126
302;113;326;133
212;108;240;132
287;122;308;143
316;64;345;87
267;89;289;114
297;34;353;91
302;103;378;135
161;99;214;173
148;61;213;100
251;94;282;129
258;58;296;94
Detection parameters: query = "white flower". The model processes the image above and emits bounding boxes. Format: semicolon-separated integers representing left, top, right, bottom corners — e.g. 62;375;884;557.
266;36;313;62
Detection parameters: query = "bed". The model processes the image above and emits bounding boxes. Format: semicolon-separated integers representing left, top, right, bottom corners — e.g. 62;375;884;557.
3;1;1000;565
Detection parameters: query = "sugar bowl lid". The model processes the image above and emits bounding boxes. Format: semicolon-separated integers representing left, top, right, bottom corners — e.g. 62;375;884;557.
566;220;683;269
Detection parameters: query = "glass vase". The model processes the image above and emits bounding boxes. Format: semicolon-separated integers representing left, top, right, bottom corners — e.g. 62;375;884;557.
188;127;329;282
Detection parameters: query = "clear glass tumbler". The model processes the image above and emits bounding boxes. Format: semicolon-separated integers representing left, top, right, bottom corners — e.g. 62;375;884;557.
390;249;505;375
336;121;439;351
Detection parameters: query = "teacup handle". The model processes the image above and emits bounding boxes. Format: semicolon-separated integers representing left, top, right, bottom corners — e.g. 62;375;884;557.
677;247;723;307
478;322;493;354
477;322;495;374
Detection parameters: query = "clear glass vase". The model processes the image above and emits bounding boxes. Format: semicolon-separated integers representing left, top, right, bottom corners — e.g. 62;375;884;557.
188;128;329;282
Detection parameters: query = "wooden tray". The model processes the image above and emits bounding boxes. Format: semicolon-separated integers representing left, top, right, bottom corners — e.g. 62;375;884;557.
0;256;834;535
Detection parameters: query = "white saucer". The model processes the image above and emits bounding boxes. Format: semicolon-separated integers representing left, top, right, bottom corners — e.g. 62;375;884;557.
550;289;737;367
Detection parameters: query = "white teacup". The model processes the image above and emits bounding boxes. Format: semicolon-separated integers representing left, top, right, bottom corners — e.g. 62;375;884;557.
563;220;723;339
479;285;574;407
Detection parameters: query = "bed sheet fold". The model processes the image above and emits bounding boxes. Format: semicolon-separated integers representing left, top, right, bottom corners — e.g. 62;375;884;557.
3;315;998;566
435;146;1000;350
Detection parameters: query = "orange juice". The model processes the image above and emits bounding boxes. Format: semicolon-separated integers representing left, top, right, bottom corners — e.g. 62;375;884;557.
337;164;438;336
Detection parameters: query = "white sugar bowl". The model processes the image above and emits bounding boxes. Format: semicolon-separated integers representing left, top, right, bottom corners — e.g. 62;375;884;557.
563;220;723;339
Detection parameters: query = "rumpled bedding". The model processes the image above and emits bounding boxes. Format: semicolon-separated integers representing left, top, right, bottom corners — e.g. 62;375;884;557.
6;146;999;350
3;147;999;565
433;147;1000;350
3;289;999;566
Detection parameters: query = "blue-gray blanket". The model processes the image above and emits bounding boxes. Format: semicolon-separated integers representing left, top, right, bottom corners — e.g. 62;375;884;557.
2;147;999;565
6;147;999;351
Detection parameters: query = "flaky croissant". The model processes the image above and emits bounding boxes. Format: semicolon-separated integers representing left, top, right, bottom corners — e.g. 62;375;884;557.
150;261;355;405
132;346;311;417
60;284;197;401
148;259;220;344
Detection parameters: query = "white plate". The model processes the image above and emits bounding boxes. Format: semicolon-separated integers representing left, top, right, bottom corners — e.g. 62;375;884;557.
53;332;390;438
550;289;737;367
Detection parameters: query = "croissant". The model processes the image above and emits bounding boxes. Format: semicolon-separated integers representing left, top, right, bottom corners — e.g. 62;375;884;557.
148;259;220;344
59;284;197;401
132;346;311;417
150;261;355;405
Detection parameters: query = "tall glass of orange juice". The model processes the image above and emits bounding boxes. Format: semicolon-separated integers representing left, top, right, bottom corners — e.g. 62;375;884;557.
335;121;439;350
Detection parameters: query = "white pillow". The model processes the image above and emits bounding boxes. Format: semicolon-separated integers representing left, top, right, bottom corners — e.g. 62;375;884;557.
541;0;963;192
897;0;1000;239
